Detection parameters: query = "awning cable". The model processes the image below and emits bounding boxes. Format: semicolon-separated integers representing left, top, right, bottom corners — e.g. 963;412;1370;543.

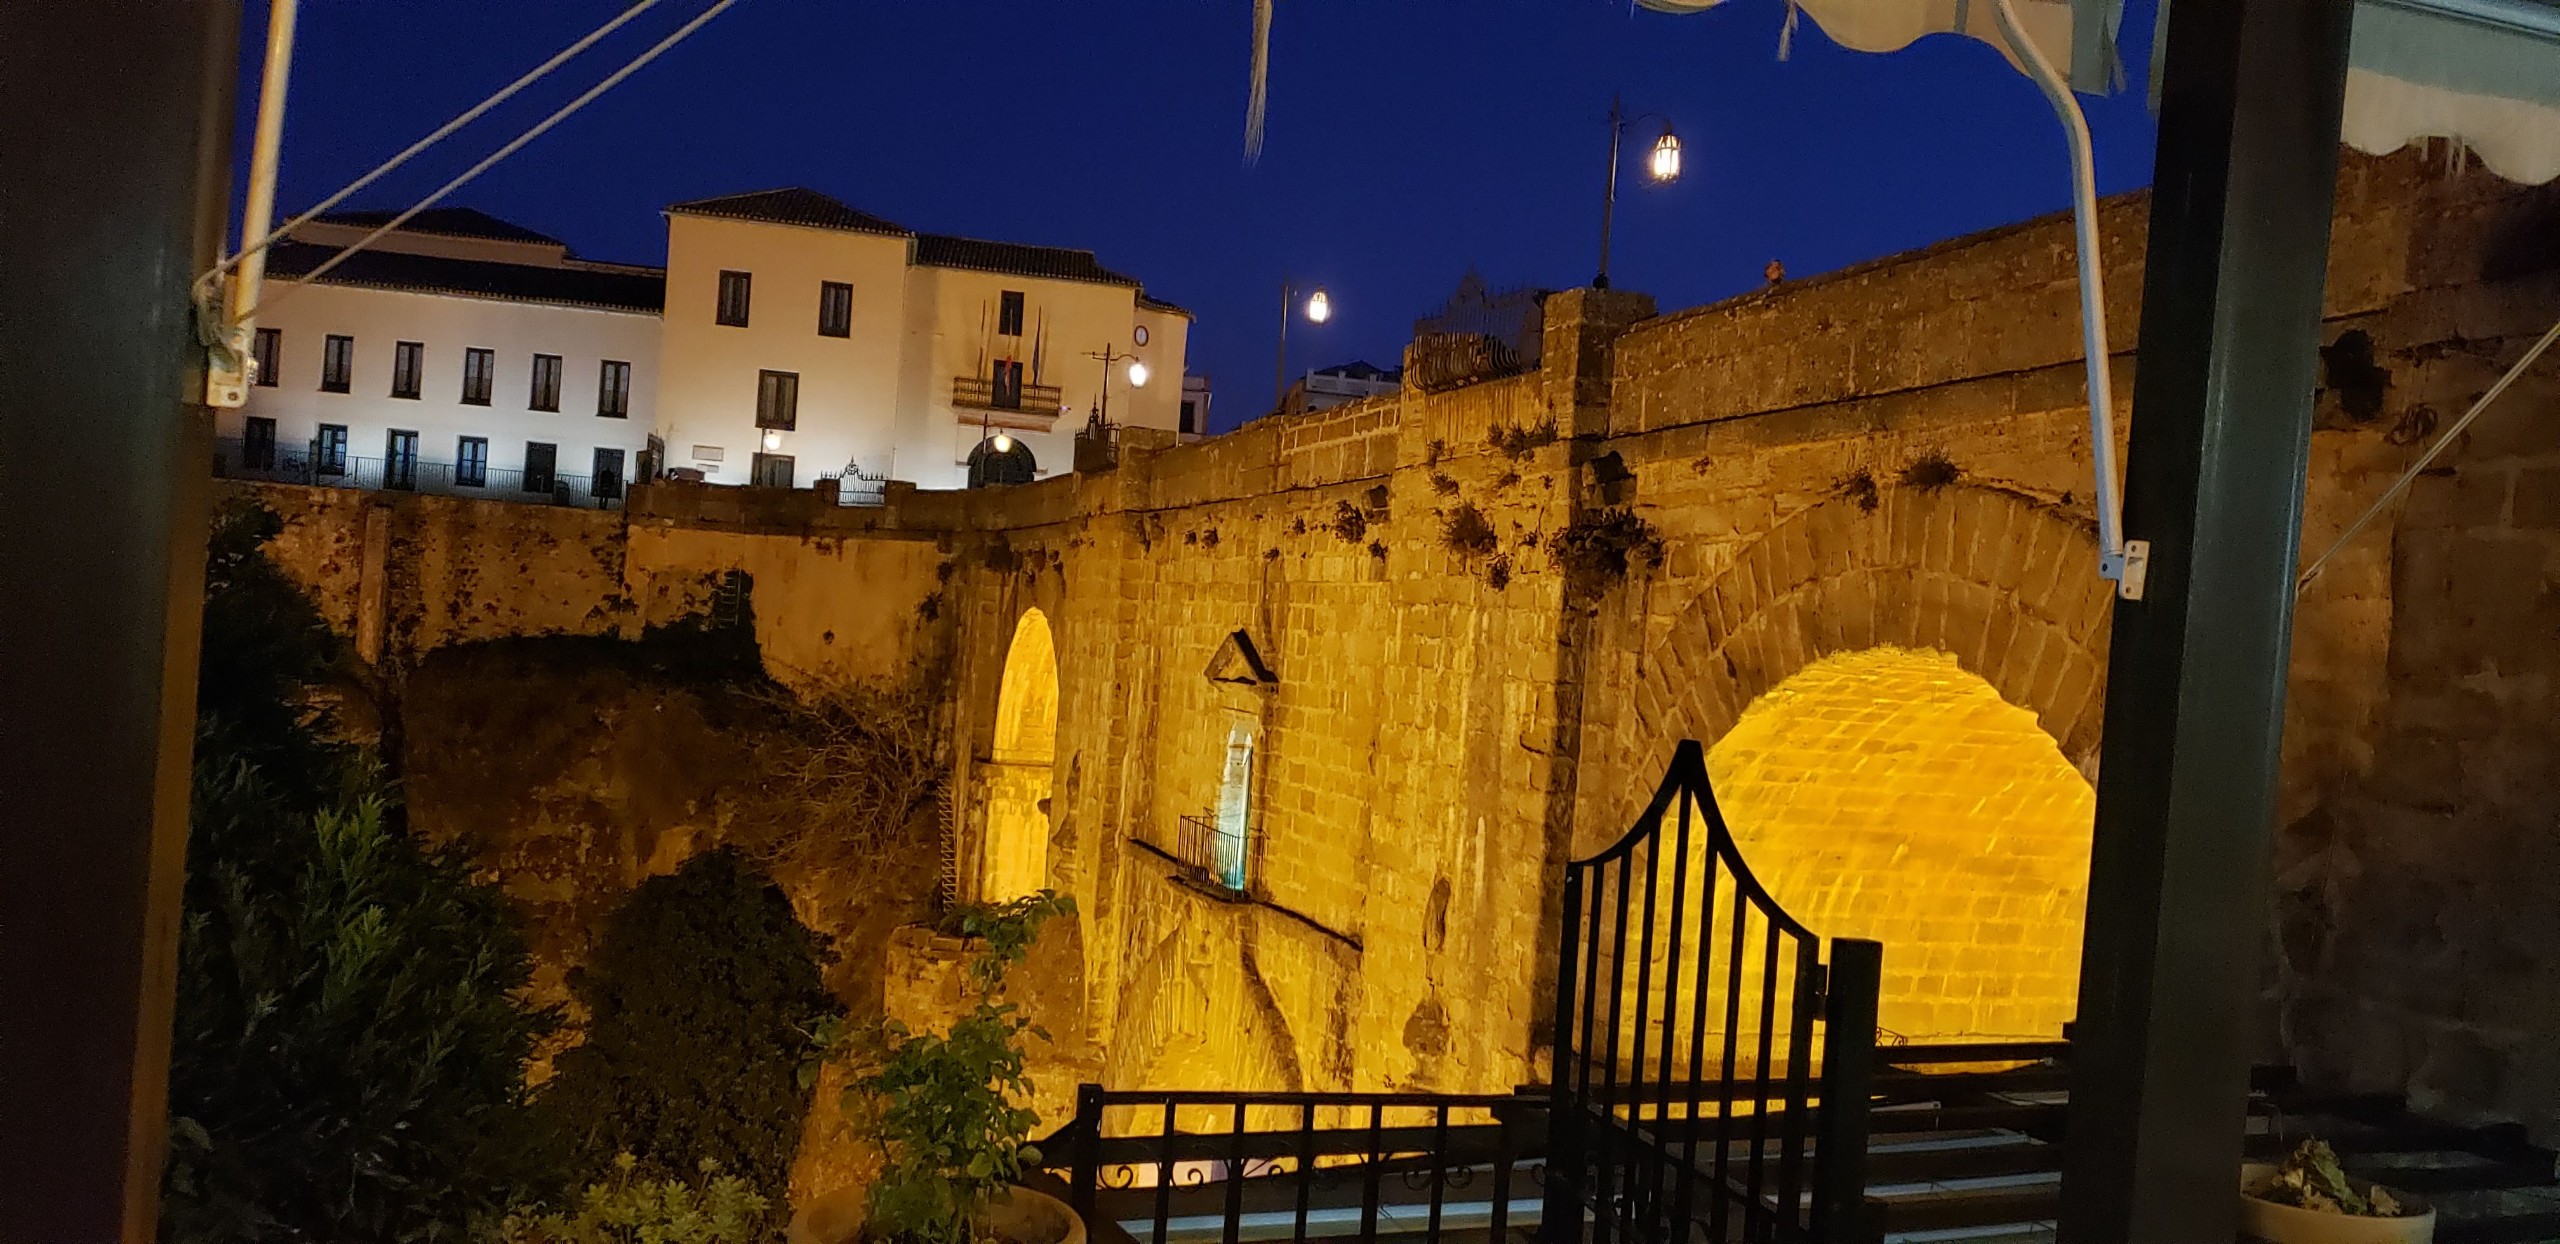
240;0;740;322
2297;312;2560;592
199;0;670;299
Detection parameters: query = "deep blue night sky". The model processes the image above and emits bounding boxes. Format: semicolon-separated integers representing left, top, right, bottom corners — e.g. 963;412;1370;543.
238;0;2161;431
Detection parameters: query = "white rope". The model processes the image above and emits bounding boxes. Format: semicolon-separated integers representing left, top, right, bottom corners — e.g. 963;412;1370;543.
244;0;741;321
2298;313;2560;591
202;0;669;295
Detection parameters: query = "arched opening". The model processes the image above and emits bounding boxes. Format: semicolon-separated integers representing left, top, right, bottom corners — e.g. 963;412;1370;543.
1706;646;2095;1042
982;608;1058;901
1212;721;1254;891
967;436;1037;487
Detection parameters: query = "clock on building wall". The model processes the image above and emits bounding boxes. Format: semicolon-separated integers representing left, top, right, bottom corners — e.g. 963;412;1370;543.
1132;325;1150;346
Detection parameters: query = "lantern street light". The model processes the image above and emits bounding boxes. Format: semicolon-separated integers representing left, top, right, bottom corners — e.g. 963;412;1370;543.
1086;340;1149;431
1273;279;1333;413
1594;94;1682;290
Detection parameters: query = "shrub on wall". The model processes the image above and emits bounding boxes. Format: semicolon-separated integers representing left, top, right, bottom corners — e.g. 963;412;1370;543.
534;848;840;1205
165;498;557;1242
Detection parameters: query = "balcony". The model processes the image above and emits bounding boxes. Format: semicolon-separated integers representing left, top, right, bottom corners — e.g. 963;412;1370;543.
213;438;624;510
950;375;1064;431
1172;812;1248;899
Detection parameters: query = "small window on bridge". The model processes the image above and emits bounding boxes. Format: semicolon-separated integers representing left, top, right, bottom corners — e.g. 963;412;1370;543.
1213;721;1254;892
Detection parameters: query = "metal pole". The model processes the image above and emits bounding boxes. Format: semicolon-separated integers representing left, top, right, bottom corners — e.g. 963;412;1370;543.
0;0;236;1240
228;0;299;374
1273;279;1292;413
1594;96;1625;290
2059;1;2354;1241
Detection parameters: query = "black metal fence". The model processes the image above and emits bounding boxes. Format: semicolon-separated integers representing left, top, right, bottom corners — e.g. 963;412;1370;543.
1409;276;1547;393
1545;741;1881;1244
213;438;623;510
1045;1086;1548;1244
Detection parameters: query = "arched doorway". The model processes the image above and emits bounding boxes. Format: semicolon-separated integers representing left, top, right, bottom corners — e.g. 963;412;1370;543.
1706;646;2096;1042
967;436;1038;487
982;608;1058;901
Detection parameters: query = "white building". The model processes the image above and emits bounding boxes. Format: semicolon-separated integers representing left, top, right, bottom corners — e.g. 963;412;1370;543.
220;208;662;505
1180;374;1213;436
654;189;1191;490
1283;360;1401;415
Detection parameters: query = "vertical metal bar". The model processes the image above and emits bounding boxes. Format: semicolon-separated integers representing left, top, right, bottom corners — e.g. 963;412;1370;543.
1360;1101;1385;1244
1594;854;1636;1244
1428;1103;1450;1243
1296;1101;1318;1244
1710;884;1748;1243
1155;1099;1177;1244
1545;867;1587;1244
1812;940;1881;1244
1625;819;1664;1238
1774;942;1820;1238
1224;1100;1249;1244
0;3;234;1240
1073;1084;1105;1224
2062;4;2354;1243
1492;1098;1517;1244
1744;915;1781;1242
1672;830;1719;1244
1653;789;1696;1240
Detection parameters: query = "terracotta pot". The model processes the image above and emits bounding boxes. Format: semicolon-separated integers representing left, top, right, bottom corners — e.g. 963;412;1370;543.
788;1185;1087;1244
2240;1164;2435;1244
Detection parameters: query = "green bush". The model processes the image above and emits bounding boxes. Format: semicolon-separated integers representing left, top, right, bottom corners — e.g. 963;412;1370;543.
164;498;556;1242
534;849;839;1204
492;1153;771;1244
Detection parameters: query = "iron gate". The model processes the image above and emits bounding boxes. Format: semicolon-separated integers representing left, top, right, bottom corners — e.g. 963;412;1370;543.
1544;741;1882;1244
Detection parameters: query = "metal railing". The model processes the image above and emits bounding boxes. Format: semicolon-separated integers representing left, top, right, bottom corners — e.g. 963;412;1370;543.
214;438;623;510
1410;275;1546;393
1044;1085;1548;1244
817;467;890;507
1173;813;1249;897
953;375;1064;413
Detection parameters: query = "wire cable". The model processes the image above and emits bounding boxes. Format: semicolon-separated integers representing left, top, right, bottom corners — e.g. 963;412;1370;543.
244;0;741;321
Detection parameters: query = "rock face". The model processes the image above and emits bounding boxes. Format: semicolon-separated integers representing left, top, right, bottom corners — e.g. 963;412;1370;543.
242;148;2560;1149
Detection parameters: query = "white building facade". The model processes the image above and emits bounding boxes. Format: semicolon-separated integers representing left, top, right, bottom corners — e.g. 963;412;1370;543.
220;209;662;505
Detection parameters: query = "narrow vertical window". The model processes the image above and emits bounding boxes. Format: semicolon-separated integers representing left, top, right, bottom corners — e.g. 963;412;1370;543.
716;270;752;326
1179;399;1198;435
996;289;1025;336
591;447;626;499
455;436;489;487
315;424;349;474
242;416;277;469
1214;723;1255;892
818;281;853;337
461;347;495;405
755;369;799;430
384;429;419;489
597;360;631;418
390;341;424;399
320;335;353;393
523;441;557;493
252;327;281;387
529;353;562;412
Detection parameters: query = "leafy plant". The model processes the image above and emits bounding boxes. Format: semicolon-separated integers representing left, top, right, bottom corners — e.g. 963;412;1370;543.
2256;1139;2413;1218
1548;507;1667;598
1486;417;1558;460
1442;504;1498;559
827;892;1074;1244
492;1153;771;1244
165;497;557;1242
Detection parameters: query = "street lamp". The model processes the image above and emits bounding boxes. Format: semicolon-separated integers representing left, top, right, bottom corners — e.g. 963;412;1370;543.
1594;95;1682;290
1086;340;1149;429
1273;280;1332;413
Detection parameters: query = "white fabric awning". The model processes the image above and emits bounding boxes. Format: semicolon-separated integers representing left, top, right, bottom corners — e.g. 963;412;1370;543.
1640;0;2560;184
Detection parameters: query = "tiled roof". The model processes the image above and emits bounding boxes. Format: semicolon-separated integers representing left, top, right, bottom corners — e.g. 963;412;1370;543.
1137;290;1193;318
913;233;1139;287
262;241;665;313
665;188;911;237
312;207;563;246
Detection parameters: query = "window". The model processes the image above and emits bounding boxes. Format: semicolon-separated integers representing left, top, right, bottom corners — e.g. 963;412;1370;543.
320;334;353;393
996;289;1025;336
716;270;752;326
455;436;489;487
1179;399;1198;435
597;360;631;418
384;429;419;489
390;341;424;399
252;328;280;387
242;416;277;469
315;424;349;474
1213;722;1255;891
750;452;795;487
462;347;495;405
529;353;562;411
592;447;626;499
818;281;853;337
755;369;799;430
523;441;557;493
990;359;1023;409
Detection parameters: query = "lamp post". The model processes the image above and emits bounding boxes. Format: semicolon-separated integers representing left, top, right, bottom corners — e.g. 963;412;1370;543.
1086;341;1149;430
1593;94;1682;290
1272;280;1332;414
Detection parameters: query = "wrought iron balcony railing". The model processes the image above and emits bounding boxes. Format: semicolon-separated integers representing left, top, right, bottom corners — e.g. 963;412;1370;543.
1174;812;1249;897
952;375;1064;415
213;438;624;510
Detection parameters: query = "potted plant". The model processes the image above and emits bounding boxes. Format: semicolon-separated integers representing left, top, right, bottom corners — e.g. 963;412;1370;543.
802;892;1079;1244
2242;1140;2435;1244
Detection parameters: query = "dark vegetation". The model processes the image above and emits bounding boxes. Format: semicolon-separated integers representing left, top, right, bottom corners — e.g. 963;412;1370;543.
1487;417;1559;460
1549;507;1667;598
1441;504;1499;559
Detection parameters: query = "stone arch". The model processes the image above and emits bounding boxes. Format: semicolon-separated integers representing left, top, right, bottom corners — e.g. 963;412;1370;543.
981;607;1058;901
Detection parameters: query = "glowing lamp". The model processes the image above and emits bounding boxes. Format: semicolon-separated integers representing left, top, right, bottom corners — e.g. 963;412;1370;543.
1305;287;1331;324
992;432;1014;453
1127;359;1151;388
762;429;782;450
1648;127;1682;183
